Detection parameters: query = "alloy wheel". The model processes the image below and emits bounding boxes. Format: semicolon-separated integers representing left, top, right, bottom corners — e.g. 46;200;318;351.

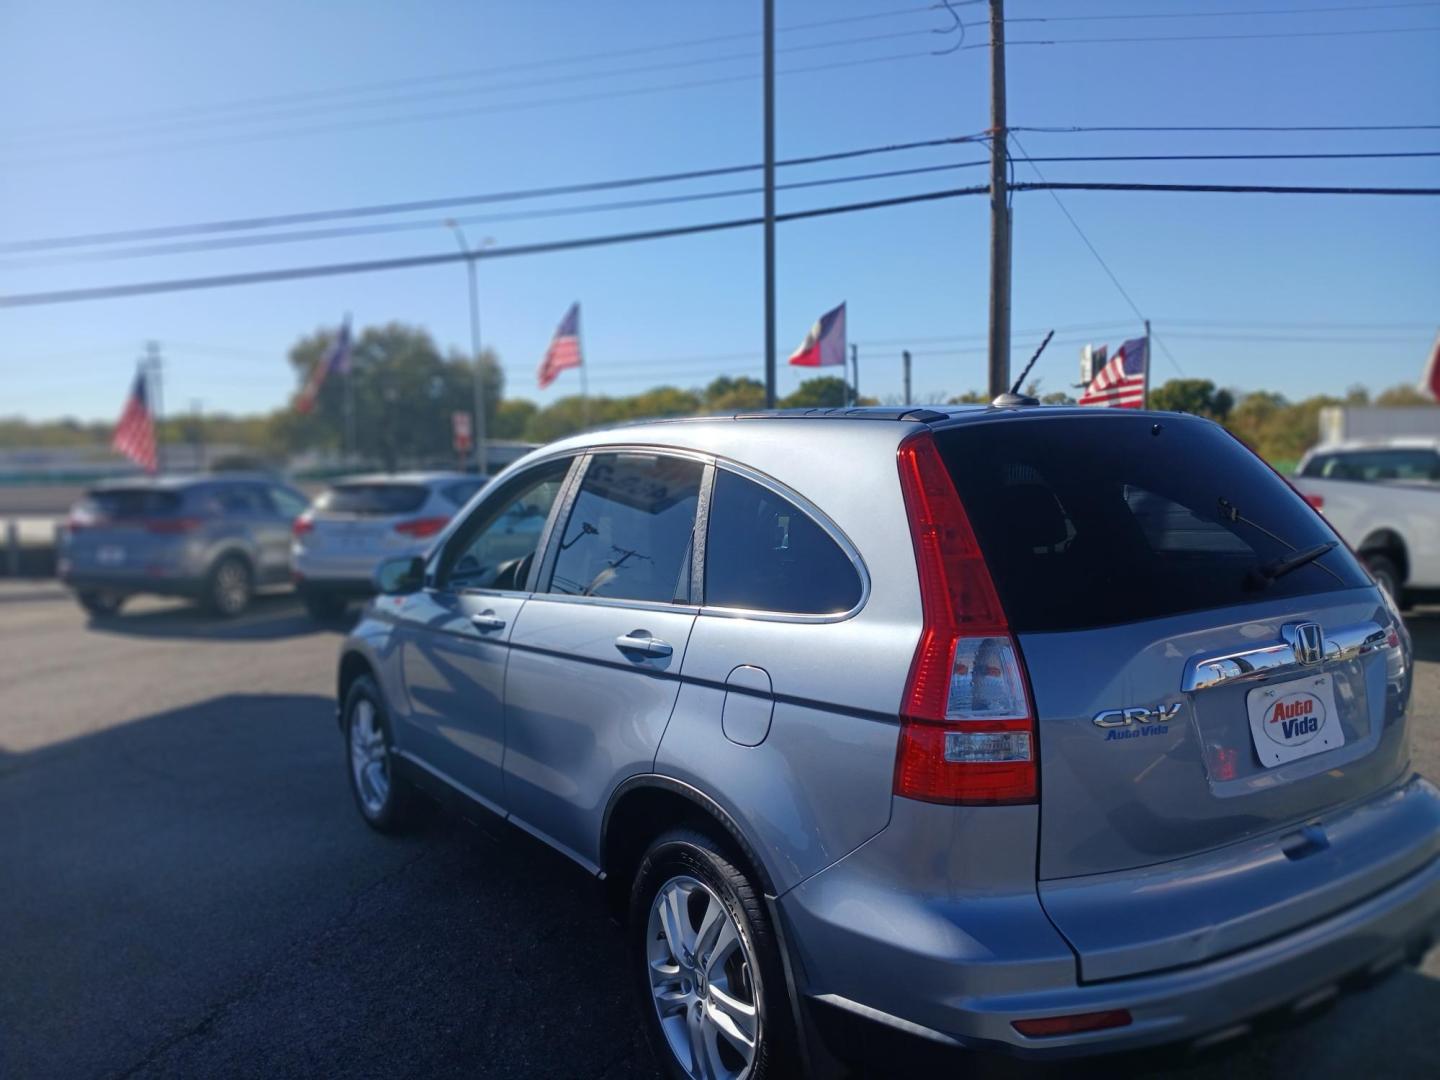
214;560;250;615
349;698;390;816
646;875;760;1080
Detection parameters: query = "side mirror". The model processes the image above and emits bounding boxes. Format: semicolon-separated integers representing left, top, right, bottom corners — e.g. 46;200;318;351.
375;554;425;596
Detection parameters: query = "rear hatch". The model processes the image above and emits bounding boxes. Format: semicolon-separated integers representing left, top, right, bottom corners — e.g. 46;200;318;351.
300;482;441;571
936;413;1423;979
65;487;194;574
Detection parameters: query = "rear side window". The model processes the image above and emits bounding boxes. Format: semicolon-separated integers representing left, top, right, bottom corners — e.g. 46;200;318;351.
1305;449;1440;482
935;416;1370;633
317;483;428;515
547;453;703;604
441;480;484;508
704;470;862;614
83;489;182;518
209;484;270;515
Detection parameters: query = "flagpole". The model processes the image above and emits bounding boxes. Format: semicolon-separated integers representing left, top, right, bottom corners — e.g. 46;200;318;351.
145;341;164;474
579;309;591;429
1143;319;1152;409
342;313;356;466
762;0;777;409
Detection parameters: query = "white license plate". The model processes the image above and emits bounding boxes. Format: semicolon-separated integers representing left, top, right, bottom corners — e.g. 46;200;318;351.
97;545;126;566
1246;672;1345;768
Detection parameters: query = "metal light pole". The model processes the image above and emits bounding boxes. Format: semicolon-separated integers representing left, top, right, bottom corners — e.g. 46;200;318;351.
445;222;493;475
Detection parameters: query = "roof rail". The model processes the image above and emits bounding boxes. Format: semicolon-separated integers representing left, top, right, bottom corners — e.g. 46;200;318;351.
734;406;950;423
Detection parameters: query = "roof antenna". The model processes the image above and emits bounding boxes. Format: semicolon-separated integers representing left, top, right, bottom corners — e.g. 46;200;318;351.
991;329;1054;407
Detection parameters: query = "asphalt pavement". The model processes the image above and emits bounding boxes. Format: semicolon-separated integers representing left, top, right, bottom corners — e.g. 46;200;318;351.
1;584;1437;1080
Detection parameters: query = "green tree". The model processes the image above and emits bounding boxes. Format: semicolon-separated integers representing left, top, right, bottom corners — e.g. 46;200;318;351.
622;386;702;420
1375;383;1436;407
282;323;503;469
947;390;988;404
702;375;767;412
492;399;538;440
1149;378;1235;421
781;376;852;408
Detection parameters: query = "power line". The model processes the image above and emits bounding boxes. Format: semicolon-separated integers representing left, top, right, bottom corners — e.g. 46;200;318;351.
2;160;999;268
3;26;946;149
5;177;1436;310
1;49;952;168
0;3;949;141
0;134;986;254
993;26;1440;47
0;185;992;309
1014;123;1440;134
8;146;1435;267
1002;1;1440;21
1013;181;1440;195
1007;133;1181;375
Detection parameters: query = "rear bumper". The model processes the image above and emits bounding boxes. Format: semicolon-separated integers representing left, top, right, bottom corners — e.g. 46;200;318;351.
59;569;204;598
293;572;376;598
780;787;1440;1062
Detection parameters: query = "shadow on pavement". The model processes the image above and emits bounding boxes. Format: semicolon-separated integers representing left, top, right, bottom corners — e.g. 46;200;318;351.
0;691;658;1080
84;592;354;641
2;683;1435;1080
1405;608;1440;664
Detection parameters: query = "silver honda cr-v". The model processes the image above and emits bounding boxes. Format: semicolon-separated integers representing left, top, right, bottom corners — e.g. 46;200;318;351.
335;406;1438;1078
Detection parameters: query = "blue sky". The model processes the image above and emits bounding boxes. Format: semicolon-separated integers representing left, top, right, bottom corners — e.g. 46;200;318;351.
2;0;1437;422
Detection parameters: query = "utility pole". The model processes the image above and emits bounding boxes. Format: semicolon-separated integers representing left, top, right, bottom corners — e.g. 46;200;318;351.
902;350;912;404
762;0;777;409
145;341;165;473
986;0;1012;400
446;223;490;475
849;343;859;405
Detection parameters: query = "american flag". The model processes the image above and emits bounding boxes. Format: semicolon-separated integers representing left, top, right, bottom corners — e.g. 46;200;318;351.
295;319;352;414
537;302;583;389
1078;337;1148;408
112;369;157;473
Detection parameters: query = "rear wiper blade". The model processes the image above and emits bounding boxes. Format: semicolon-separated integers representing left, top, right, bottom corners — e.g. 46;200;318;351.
1246;541;1338;589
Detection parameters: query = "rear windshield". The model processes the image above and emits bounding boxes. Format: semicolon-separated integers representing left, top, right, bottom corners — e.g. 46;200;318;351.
83;488;183;518
935;414;1370;633
316;483;428;515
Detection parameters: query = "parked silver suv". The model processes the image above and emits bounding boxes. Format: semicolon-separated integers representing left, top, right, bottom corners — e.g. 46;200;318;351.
335;407;1438;1077
60;474;310;617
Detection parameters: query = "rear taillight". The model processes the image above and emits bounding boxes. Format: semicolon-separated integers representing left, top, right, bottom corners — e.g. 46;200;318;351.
894;434;1037;806
394;516;449;539
292;514;314;538
1302;492;1325;511
145;516;202;535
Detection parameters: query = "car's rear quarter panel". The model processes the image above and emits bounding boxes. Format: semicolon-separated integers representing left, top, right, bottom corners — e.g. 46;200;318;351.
649;419;924;894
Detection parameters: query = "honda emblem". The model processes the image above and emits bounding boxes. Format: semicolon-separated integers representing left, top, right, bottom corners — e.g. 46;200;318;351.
1292;622;1325;666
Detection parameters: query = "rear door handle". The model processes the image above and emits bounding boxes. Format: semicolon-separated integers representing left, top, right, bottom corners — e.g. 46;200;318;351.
470;611;506;632
615;633;673;658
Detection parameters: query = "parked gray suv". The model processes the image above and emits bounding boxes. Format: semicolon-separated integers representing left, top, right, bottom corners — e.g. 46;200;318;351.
60;474;310;617
335;407;1438;1077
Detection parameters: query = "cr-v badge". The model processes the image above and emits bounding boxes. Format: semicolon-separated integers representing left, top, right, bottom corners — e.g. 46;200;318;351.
1093;703;1182;739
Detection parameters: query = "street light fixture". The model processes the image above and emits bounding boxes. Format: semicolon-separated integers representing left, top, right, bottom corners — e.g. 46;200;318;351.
444;221;495;476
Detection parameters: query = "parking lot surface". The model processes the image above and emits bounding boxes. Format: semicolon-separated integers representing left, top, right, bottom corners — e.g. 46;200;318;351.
2;584;1437;1079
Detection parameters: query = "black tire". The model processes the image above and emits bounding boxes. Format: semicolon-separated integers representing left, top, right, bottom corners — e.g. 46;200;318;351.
202;554;253;617
301;587;350;622
342;674;424;833
1364;554;1409;610
630;828;798;1080
77;589;125;617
